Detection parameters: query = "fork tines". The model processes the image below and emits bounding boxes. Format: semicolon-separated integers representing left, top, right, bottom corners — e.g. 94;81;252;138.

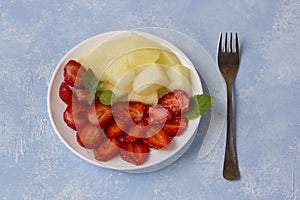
218;32;239;54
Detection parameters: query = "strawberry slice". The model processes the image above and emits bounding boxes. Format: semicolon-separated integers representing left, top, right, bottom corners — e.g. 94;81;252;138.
112;101;145;125
163;115;189;137
105;119;124;138
63;104;76;130
63;103;89;130
94;138;121;162
76;124;103;149
120;140;149;165
114;117;128;131
59;81;73;105
147;104;172;124
87;103;113;127
63;60;86;86
158;90;190;115
143;126;171;149
123;121;147;142
73;86;89;104
142;105;151;125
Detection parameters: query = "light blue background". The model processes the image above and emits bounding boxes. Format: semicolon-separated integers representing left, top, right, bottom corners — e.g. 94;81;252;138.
0;0;299;199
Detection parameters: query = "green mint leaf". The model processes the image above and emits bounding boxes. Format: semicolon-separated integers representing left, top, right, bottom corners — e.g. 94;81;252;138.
184;94;213;120
99;90;116;105
197;94;213;115
86;93;95;105
83;69;99;92
82;68;102;105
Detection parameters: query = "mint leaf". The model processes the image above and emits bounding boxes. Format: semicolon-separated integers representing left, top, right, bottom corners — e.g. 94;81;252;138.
83;69;99;91
184;94;213;120
98;90;116;105
82;68;102;105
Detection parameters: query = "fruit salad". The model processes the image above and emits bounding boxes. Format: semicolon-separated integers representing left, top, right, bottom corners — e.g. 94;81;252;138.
58;32;212;166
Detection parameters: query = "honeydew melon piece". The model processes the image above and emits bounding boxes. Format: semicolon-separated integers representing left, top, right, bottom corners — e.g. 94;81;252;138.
156;50;181;66
101;33;163;60
172;64;191;82
132;63;170;95
81;47;109;78
127;48;160;68
133;64;151;75
103;83;128;99
77;49;94;65
114;70;135;96
102;56;131;85
158;87;171;99
128;91;158;105
166;64;192;96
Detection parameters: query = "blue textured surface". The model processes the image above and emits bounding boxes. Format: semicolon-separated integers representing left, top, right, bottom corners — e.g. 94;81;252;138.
1;0;299;199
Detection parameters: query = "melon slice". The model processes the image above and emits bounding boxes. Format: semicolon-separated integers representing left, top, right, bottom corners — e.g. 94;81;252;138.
132;63;170;95
128;91;158;105
102;56;130;85
101;32;163;60
127;48;160;68
80;46;109;78
103;82;129;99
166;64;192;96
156;50;181;66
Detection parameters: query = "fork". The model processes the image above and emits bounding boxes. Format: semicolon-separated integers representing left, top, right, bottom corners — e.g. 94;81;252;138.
217;32;240;180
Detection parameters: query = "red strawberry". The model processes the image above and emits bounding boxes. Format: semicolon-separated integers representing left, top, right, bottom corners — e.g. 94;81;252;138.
147;104;172;124
87;103;113;127
143;126;171;149
76;124;103;149
63;104;76;130
123;121;147;142
63;60;86;86
163;115;189;137
120;140;149;165
63;103;89;130
158;90;190;115
114;117;128;131
73;102;89;127
59;81;73;105
105;119;124;138
94;138;121;162
112;101;145;125
73;86;89;104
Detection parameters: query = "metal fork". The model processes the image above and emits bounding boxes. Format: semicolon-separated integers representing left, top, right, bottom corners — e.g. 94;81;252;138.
217;32;240;180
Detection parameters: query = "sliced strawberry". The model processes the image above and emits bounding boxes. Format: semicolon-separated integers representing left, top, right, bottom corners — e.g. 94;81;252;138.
123;121;147;142
114;117;128;131
163;115;189;137
76;124;103;149
143;126;171;149
63;60;86;86
120;140;149;165
147;104;172;124
158;90;190;115
63;103;89;130
105;119;124;138
59;81;73;105
87;103;113;127
142;105;151;125
63;104;76;130
112;101;145;125
122;133;138;143
73;86;89;104
73;102;89;126
94;138;121;162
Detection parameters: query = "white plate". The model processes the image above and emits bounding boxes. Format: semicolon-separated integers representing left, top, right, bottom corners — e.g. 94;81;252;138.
48;30;204;173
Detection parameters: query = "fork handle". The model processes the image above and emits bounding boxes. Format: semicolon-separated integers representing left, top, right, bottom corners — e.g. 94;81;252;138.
223;82;240;180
